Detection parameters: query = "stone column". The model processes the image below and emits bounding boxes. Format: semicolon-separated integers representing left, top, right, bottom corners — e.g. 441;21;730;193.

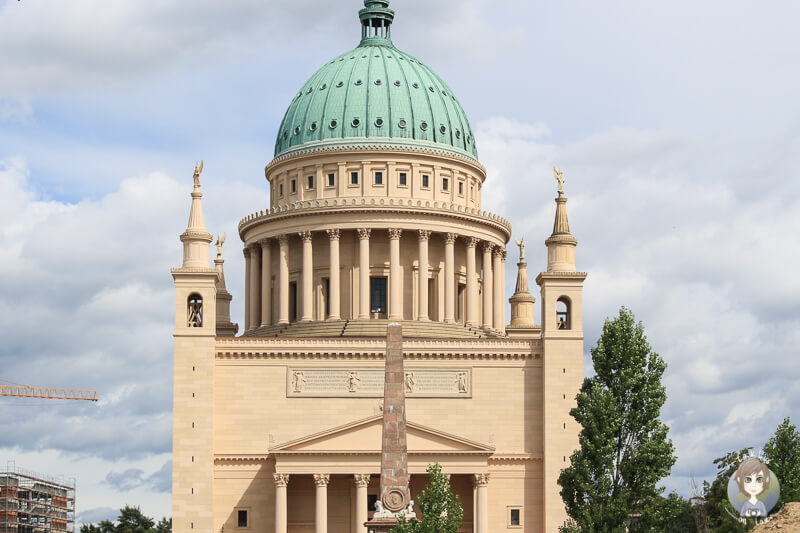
473;474;490;533
492;248;503;331
464;237;479;326
278;235;289;324
444;233;457;323
326;229;341;320
417;230;431;321
354;474;371;533
388;229;403;320
300;231;313;322
500;250;507;332
481;242;493;330
243;247;251;331
314;474;330;533
260;238;272;326
250;244;262;329
357;228;371;319
274;473;289;533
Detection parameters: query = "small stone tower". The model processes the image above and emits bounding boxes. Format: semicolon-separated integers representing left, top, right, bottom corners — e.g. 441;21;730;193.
171;163;217;533
536;169;586;531
506;239;537;336
213;235;238;337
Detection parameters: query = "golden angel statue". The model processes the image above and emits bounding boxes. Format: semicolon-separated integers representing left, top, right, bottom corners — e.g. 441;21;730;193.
215;233;226;258
553;167;565;194
193;160;204;188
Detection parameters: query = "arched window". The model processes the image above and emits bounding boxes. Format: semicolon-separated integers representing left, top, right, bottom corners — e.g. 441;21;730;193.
556;297;570;330
187;294;203;327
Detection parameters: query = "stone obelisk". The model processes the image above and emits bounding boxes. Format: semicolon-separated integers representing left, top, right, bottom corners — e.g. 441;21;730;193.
365;323;416;532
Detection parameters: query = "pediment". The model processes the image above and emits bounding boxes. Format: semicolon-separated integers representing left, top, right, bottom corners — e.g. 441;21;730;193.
270;415;494;454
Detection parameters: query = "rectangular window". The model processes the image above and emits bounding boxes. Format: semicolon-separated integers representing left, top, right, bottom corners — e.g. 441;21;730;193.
324;277;330;316
351;171;359;185
422;174;429;188
279;183;284;197
307;175;314;189
398;172;407;186
458;181;464;195
442;177;449;191
507;506;523;528
291;179;297;193
374;171;383;185
327;173;335;187
370;277;387;314
237;509;248;528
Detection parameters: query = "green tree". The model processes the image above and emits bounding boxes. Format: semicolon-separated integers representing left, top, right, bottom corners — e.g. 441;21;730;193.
392;463;463;533
762;416;800;507
80;506;170;533
703;448;754;533
632;491;696;533
154;517;172;533
557;307;676;532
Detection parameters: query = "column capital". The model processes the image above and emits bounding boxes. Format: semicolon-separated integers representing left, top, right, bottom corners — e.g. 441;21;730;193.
243;247;251;258
278;234;289;245
472;473;490;487
299;231;313;243
482;241;494;253
313;474;330;487
463;236;479;248
354;473;371;488
357;228;372;240
493;246;505;258
326;228;341;241
501;249;508;262
259;238;272;248
418;229;432;241
388;228;403;240
273;473;290;487
444;232;458;244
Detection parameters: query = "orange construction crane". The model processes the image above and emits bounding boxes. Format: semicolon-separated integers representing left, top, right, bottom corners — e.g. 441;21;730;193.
0;379;98;402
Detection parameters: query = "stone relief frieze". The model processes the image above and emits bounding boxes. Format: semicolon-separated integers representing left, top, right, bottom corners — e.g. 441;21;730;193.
286;368;471;398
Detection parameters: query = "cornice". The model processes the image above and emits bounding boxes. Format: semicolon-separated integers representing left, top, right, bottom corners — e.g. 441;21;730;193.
535;271;588;284
238;199;511;240
266;141;486;176
215;337;540;361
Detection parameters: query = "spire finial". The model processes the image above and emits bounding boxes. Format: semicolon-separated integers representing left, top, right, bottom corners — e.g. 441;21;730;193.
358;0;395;46
215;233;226;260
180;162;213;269
554;167;565;195
193;160;204;190
545;167;578;272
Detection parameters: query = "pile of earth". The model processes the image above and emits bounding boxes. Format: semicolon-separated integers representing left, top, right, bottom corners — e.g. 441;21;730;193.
751;502;800;532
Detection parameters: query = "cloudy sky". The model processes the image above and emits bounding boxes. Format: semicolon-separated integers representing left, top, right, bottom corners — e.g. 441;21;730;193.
1;0;798;524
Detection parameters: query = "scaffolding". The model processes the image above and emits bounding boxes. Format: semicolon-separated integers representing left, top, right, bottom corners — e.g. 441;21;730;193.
0;463;75;533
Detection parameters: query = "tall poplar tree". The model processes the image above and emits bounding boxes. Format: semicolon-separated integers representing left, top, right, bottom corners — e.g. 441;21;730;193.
558;307;676;532
762;417;800;508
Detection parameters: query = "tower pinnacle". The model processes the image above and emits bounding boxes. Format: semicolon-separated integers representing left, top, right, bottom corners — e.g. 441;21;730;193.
508;238;536;330
180;162;213;269
545;168;577;272
359;0;395;46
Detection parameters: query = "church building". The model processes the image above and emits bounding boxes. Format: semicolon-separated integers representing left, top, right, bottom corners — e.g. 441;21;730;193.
171;2;586;532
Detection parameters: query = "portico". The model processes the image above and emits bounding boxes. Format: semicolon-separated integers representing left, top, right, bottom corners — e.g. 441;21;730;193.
268;416;493;533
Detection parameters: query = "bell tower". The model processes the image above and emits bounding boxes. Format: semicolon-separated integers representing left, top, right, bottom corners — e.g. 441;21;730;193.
171;162;218;533
536;168;587;531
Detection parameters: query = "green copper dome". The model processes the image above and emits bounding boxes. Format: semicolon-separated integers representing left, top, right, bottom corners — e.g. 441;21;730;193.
274;1;478;161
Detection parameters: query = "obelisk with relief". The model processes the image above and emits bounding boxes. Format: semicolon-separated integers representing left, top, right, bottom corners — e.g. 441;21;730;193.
366;323;416;532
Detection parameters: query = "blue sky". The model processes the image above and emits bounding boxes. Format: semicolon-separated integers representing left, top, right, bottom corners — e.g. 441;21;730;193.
1;0;799;525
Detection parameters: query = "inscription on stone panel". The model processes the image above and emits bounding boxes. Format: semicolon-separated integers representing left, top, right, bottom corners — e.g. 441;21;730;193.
286;368;471;398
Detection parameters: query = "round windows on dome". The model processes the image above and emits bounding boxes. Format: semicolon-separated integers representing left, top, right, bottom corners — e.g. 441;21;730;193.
455;130;461;139
394;80;401;87
355;80;363;86
443;91;448;97
375;118;384;127
310;122;318;132
439;125;447;134
352;118;361;127
428;86;435;92
294;126;301;135
412;83;419;89
420;121;428;131
374;79;382;85
398;119;407;129
336;81;344;88
306;87;313;94
329;119;338;129
283;131;288;140
320;84;327;90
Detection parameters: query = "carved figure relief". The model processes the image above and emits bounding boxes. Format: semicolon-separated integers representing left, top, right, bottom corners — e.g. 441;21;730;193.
405;371;416;393
347;371;361;392
456;372;467;393
292;371;307;393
